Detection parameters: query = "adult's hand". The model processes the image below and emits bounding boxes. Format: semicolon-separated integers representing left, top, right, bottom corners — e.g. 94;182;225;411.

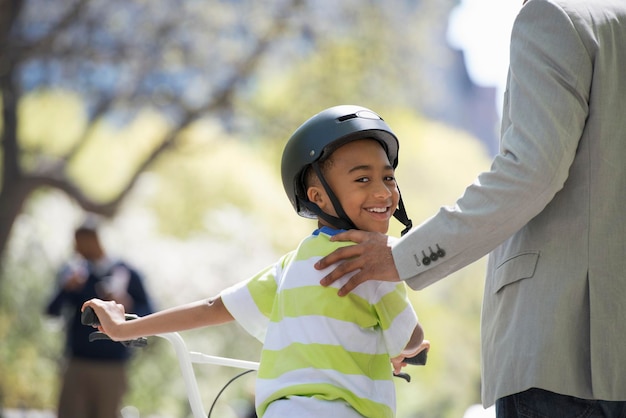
316;230;400;296
62;271;87;292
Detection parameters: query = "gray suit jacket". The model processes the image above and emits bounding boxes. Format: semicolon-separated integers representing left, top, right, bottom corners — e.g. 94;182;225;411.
392;0;626;407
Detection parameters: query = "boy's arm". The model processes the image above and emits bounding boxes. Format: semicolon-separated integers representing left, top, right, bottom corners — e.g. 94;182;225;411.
401;323;425;356
81;296;234;342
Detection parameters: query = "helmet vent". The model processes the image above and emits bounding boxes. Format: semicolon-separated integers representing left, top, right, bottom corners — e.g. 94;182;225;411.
336;113;358;122
337;110;383;122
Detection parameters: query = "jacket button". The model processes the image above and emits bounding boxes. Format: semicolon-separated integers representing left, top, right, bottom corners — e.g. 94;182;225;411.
429;246;440;262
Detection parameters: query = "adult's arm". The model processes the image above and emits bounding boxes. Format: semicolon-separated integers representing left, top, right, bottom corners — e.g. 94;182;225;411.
319;0;591;294
123;265;154;316
45;266;85;315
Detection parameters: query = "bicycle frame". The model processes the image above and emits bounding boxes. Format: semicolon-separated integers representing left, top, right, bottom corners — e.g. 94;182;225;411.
155;332;259;418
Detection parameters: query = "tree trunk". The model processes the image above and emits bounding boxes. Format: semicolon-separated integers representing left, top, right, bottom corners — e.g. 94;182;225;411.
0;0;26;270
0;184;30;270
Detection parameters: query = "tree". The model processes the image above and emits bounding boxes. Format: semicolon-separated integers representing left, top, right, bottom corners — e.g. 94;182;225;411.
1;0;462;268
0;0;305;268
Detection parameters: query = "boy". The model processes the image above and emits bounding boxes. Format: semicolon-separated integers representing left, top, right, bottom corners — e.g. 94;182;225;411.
83;105;428;418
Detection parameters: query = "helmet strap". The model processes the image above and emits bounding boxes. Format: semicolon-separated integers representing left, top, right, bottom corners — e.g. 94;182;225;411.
394;189;413;236
308;161;358;231
301;200;356;231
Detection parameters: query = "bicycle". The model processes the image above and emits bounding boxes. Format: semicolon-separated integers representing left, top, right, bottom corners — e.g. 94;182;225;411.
81;306;427;418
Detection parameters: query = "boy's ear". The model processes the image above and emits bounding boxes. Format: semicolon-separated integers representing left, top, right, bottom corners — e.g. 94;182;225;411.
307;186;327;209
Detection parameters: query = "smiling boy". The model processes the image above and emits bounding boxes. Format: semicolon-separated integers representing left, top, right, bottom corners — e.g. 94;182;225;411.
83;105;427;418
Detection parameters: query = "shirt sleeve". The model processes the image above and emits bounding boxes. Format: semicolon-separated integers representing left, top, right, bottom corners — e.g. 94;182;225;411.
373;281;419;357
221;252;294;342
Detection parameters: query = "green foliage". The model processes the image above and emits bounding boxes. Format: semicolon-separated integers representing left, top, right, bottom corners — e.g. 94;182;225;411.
18;90;87;159
0;237;63;409
66;109;171;200
144;119;314;252
13;89;173;202
239;37;404;150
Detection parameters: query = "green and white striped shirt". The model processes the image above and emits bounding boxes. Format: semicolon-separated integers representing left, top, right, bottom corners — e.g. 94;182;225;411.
221;227;418;418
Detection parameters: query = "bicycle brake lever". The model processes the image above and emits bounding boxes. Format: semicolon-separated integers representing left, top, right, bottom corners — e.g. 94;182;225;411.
88;331;148;348
394;372;411;383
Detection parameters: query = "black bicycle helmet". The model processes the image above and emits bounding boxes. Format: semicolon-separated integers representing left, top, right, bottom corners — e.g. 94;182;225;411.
281;105;412;235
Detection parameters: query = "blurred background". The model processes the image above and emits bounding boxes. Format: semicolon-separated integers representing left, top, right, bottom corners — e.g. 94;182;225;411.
0;0;522;417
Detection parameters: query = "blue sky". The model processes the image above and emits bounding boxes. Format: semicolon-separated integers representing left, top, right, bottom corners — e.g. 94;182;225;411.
447;0;523;111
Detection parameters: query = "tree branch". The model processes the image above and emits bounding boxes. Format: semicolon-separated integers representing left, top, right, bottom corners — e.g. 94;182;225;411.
22;174;118;216
97;0;305;208
20;0;91;58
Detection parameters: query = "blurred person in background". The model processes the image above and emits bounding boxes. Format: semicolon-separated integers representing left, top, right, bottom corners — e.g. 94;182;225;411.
315;0;626;416
45;217;154;418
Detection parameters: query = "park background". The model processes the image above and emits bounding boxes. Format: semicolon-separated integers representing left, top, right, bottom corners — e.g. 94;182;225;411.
0;0;522;417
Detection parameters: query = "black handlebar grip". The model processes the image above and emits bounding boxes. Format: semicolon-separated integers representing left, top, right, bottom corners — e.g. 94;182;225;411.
403;348;428;366
81;306;100;326
82;306;148;348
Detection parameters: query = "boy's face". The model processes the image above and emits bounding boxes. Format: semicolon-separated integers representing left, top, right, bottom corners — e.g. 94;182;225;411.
308;138;400;233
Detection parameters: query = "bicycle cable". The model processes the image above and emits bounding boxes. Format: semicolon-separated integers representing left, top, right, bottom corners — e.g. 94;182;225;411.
207;369;256;418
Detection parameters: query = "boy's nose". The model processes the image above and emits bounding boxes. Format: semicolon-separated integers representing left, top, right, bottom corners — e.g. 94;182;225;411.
373;182;393;198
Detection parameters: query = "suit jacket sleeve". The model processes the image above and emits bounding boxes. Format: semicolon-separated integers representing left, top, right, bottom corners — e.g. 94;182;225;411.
393;0;592;290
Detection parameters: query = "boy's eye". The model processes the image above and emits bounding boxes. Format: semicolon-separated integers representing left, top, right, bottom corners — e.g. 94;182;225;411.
355;175;396;183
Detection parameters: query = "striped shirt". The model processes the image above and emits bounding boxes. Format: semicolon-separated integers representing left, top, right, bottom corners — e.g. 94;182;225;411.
221;227;418;418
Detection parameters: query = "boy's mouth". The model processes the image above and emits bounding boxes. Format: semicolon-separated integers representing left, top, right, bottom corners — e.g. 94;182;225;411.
366;206;393;221
367;206;389;214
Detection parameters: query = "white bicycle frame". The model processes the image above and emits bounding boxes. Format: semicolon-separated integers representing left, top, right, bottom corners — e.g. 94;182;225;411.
156;332;259;418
